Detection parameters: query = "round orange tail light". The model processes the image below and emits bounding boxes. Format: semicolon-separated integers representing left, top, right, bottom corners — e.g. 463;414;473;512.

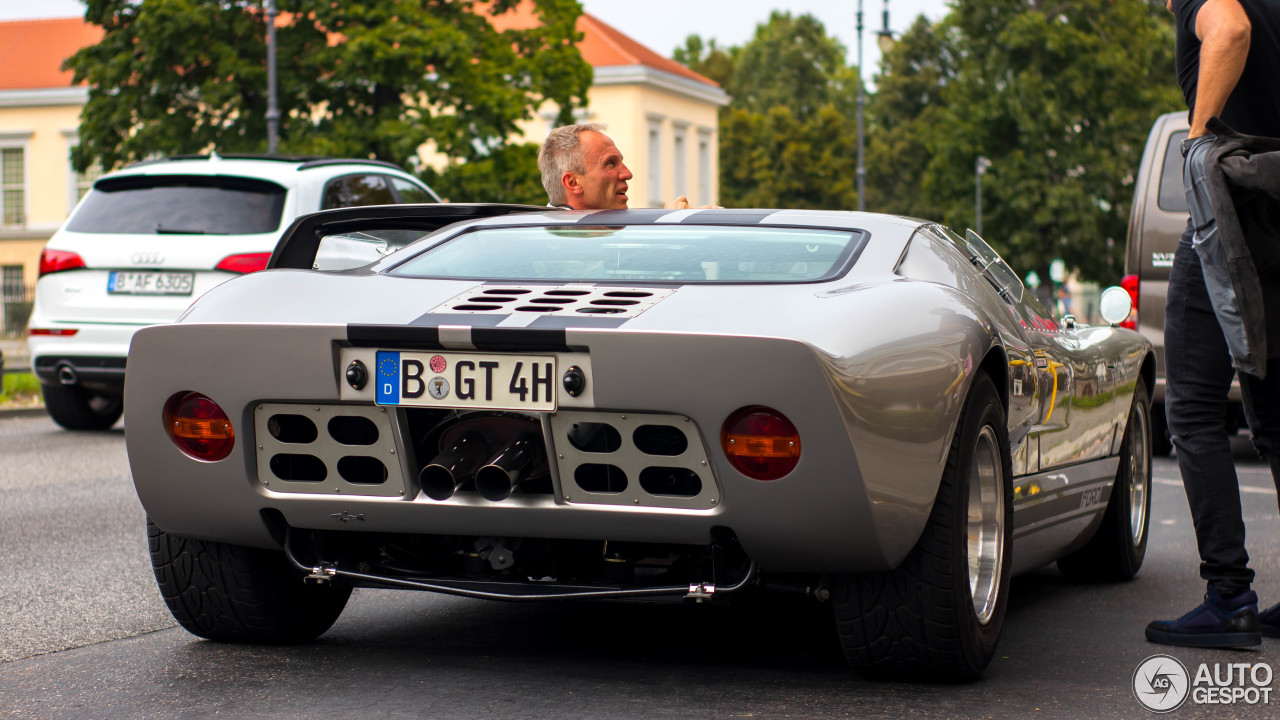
164;392;235;461
721;406;801;480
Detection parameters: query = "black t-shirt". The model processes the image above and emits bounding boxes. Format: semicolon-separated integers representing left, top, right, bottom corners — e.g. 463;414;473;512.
1174;0;1280;137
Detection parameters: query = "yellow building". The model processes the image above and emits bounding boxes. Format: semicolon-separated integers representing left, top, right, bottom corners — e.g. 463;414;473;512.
0;8;726;314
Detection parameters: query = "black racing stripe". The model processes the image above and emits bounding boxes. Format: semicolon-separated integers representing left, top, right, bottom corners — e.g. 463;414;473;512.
575;209;670;225
528;315;628;330
678;210;775;225
348;324;442;349
470;327;570;351
409;312;506;327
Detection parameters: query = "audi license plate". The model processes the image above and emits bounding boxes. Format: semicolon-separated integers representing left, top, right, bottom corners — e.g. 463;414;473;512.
375;351;557;411
107;271;194;295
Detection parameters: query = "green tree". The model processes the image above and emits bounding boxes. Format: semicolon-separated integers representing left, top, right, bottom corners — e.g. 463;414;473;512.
679;12;862;209
419;143;546;204
66;0;593;179
868;0;1182;284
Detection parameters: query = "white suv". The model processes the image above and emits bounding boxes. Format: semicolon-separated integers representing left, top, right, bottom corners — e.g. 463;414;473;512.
28;154;441;430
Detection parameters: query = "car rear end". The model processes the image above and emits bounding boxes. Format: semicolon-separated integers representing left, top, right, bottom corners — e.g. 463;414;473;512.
27;169;292;416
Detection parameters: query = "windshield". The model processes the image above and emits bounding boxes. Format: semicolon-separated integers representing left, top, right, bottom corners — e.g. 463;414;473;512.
67;175;287;235
388;224;865;283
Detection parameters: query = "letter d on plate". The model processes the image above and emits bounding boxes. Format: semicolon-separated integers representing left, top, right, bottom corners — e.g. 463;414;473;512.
376;351;400;404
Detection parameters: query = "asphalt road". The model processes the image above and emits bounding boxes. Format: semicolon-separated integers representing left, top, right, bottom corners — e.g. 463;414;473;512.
2;412;1279;719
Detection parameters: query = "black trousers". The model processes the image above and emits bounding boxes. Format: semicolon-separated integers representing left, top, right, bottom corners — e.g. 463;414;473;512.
1165;226;1280;595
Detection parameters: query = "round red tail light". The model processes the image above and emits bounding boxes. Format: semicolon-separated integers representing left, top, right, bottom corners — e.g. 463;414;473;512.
721;406;801;480
164;392;235;461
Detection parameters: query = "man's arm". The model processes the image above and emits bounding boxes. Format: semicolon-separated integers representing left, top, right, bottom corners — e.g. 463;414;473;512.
1191;0;1252;137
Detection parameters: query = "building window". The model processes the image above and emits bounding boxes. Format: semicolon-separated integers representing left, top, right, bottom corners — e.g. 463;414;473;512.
647;119;663;208
698;130;712;207
2;147;25;227
673;125;688;199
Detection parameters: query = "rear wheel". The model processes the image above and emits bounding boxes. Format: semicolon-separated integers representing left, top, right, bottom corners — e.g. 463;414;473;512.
1057;382;1152;582
41;382;123;430
831;372;1013;680
148;518;351;644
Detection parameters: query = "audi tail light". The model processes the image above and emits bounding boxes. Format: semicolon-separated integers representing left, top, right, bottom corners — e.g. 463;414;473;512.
28;328;79;337
39;249;86;277
164;392;235;461
1120;274;1139;330
215;253;272;274
721;406;801;480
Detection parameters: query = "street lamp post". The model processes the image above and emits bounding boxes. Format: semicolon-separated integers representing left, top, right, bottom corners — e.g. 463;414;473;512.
975;155;991;235
266;0;280;155
855;0;894;212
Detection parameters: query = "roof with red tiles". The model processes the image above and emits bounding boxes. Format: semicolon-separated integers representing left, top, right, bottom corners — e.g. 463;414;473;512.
0;18;102;91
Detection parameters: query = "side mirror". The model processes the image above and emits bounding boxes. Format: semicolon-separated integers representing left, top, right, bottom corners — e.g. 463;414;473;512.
1098;286;1133;326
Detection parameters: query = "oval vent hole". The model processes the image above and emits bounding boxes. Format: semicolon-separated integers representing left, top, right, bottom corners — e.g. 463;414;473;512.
633;425;688;456
267;414;318;444
453;304;503;311
575;464;628;494
469;296;515;303
576;307;625;314
329;416;379;446
568;422;622;453
591;299;640;306
639;467;702;497
530;297;576;304
270;454;327;482
483;288;531;295
603;291;652;298
516;306;562;312
545;290;591;296
338;456;388;485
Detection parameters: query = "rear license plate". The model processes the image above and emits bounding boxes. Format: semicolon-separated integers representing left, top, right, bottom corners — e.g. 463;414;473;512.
107;271;195;295
375;351;557;411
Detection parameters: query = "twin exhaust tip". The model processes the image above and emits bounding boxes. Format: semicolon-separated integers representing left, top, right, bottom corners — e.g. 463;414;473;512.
420;434;539;502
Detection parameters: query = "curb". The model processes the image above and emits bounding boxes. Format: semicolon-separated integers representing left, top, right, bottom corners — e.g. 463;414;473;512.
0;407;47;419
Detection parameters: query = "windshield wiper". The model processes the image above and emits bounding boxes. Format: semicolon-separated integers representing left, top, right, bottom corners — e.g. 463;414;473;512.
155;225;207;234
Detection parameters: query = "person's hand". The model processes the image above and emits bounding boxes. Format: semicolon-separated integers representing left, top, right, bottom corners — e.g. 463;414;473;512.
664;195;722;209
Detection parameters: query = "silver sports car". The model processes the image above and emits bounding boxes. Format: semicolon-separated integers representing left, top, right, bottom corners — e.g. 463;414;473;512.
125;204;1154;680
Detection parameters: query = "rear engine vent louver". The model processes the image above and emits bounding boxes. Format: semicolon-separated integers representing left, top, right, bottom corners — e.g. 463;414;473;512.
432;285;675;319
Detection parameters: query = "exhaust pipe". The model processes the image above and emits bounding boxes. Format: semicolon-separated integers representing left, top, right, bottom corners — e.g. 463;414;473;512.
420;434;488;501
475;435;538;502
57;364;78;386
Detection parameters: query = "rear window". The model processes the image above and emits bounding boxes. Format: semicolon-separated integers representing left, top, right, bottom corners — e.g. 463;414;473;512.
1157;129;1189;213
388;224;865;283
67;175;286;235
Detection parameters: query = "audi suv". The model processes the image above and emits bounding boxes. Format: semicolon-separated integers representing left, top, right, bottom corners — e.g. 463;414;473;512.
27;154;440;430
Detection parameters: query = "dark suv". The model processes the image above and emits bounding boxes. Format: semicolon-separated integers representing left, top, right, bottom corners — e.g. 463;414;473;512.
1123;111;1246;454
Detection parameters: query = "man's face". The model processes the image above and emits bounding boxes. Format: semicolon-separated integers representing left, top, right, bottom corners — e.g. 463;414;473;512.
569;131;632;210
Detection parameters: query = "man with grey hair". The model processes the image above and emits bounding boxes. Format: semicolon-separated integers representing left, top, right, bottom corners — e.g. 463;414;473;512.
539;123;700;210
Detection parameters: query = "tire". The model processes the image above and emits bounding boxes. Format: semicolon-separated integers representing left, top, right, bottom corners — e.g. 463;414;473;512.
1150;401;1172;457
41;382;123;431
1057;382;1152;582
148;518;351;644
831;372;1013;681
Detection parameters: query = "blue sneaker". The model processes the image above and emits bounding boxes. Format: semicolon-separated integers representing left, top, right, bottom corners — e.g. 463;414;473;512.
1261;602;1280;639
1146;587;1261;648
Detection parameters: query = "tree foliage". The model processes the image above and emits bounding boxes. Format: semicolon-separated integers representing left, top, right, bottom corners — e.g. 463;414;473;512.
866;0;1182;283
680;12;862;210
66;0;593;179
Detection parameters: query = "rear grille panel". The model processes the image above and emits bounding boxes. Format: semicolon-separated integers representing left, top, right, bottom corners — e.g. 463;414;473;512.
255;403;406;497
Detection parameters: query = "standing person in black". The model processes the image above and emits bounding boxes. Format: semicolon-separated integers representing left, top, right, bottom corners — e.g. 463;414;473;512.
1146;0;1280;648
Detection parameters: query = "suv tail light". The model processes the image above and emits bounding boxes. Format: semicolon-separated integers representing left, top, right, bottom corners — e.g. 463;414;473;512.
1120;274;1139;330
721;406;801;480
215;253;272;274
39;249;86;277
